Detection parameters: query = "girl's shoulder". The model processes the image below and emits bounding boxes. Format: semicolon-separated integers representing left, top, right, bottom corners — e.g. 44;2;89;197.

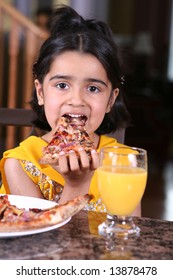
20;135;47;148
1;136;47;163
98;134;125;149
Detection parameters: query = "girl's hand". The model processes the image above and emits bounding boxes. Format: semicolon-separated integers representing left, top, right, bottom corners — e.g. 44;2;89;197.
52;148;99;185
51;148;99;203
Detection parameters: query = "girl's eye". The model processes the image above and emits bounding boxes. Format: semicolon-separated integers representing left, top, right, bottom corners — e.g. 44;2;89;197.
88;85;100;93
56;82;68;89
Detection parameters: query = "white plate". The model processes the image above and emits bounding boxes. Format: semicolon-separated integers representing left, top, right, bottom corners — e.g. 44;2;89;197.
0;195;71;238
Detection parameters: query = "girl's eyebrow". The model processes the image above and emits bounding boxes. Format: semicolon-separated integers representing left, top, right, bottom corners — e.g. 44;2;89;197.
49;75;107;87
86;78;107;87
49;75;71;81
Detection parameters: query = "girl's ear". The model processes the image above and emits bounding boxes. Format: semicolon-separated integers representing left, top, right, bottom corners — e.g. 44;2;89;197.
34;79;44;105
106;88;119;113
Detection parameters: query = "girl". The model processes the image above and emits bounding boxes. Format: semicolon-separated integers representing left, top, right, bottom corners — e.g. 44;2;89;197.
0;6;139;214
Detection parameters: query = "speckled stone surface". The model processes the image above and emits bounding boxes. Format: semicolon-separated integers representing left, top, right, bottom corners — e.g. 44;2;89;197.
0;211;173;260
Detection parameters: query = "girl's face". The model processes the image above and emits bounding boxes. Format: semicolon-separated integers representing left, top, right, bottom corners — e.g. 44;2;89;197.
35;51;118;136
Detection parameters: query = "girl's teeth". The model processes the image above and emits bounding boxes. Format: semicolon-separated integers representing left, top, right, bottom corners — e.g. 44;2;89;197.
68;114;83;118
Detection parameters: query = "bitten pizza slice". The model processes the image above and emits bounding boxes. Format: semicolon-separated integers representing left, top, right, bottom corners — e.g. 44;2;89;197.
0;194;93;232
39;115;95;164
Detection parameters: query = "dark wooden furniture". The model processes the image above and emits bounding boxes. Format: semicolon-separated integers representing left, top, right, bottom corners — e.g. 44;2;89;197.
0;108;37;154
0;107;34;127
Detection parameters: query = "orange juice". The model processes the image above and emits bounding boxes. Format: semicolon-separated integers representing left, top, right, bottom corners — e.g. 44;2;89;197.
97;166;147;216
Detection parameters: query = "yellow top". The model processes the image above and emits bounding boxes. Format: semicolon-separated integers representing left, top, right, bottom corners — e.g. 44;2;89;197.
0;135;124;211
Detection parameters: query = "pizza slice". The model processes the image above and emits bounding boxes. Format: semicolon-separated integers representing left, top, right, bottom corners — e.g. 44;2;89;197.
0;194;92;232
39;115;95;164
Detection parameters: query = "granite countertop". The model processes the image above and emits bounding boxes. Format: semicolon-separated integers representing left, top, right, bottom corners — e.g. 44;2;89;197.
0;211;173;260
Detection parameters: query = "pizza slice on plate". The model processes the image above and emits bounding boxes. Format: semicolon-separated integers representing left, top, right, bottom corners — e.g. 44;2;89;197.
0;194;92;232
39;115;95;164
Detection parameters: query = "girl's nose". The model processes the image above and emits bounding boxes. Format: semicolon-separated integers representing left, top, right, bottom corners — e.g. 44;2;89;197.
67;90;85;106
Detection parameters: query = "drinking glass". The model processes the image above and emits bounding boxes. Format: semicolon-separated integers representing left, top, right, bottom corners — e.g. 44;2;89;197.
97;146;147;237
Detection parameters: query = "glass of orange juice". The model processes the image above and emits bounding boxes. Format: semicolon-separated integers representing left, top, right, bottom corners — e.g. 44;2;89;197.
97;146;147;237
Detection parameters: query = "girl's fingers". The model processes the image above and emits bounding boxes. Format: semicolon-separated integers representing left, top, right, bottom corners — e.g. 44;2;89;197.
68;150;80;171
58;150;81;173
53;149;99;173
57;151;69;174
78;148;99;171
90;149;99;170
77;148;90;171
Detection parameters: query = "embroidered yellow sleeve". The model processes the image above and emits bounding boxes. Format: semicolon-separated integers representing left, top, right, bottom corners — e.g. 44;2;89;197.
19;160;63;202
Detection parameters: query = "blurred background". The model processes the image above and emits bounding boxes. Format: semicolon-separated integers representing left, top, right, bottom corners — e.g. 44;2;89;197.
0;0;173;220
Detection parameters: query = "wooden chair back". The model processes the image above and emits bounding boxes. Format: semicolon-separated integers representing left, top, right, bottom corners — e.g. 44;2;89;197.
0;108;37;156
108;129;125;145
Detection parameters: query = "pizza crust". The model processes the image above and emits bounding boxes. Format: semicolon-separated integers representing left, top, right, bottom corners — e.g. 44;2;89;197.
39;152;60;165
0;194;93;232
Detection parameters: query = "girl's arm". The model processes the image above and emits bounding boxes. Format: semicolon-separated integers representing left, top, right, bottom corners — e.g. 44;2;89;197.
4;158;43;198
4;148;98;202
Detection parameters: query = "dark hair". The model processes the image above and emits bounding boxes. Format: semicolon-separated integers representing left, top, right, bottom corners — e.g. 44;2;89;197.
31;5;130;134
